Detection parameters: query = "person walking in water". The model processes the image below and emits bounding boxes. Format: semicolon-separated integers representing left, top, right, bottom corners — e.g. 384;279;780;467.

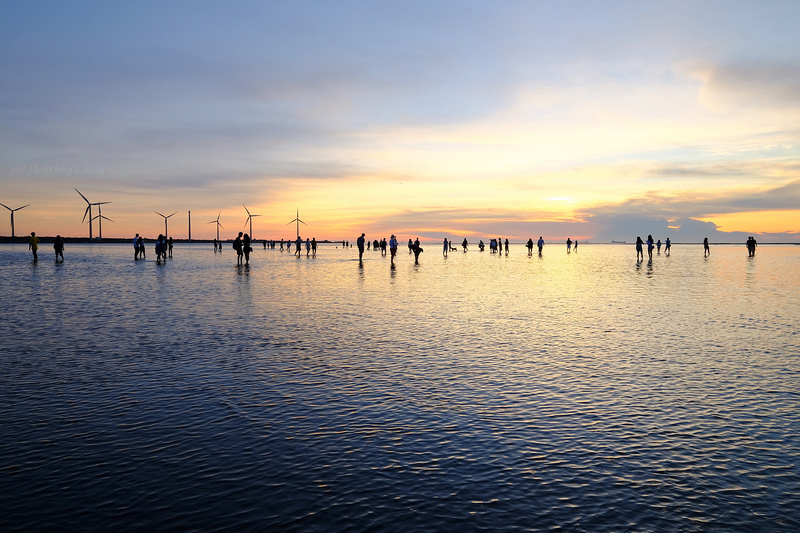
636;236;644;261
656;239;661;254
28;232;39;262
389;234;398;264
357;233;366;261
53;235;64;262
138;235;146;259
295;236;302;256
243;233;251;264
665;237;671;255
168;237;173;258
311;238;317;257
233;232;243;265
703;237;710;256
573;240;578;252
462;238;468;252
647;235;654;260
537;236;544;255
526;238;534;255
411;238;423;264
134;233;141;259
443;238;448;257
305;237;311;256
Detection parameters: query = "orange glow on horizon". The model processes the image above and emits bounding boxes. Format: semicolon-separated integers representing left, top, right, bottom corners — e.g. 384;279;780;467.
696;210;800;234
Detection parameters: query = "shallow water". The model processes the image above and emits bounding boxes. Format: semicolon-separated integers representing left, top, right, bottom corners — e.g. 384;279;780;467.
1;242;799;531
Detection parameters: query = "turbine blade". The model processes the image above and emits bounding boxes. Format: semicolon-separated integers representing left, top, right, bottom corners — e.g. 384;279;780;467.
82;206;91;222
75;189;90;204
243;204;251;216
18;204;31;210
155;211;165;217
0;203;10;211
168;212;177;218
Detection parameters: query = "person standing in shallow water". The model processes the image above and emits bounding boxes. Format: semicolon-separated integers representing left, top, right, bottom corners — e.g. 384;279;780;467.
411;238;423;264
537;236;544;255
53;235;64;262
443;238;448;257
462;238;468;252
357;233;366;261
138;235;146;259
134;233;141;259
389;234;398;264
747;236;757;257
636;236;644;261
243;233;251;264
566;238;572;253
234;232;243;265
664;237;671;255
647;235;654;260
703;237;710;256
168;237;173;258
28;232;39;262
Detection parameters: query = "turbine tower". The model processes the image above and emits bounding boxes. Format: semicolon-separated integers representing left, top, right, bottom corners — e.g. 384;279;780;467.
243;204;261;240
287;207;307;239
208;212;223;241
0;202;30;237
155;211;178;237
76;189;111;239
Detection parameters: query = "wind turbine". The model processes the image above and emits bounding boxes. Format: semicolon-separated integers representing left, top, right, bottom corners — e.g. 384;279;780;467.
76;189;111;239
155;211;178;237
287;207;307;239
208;212;223;241
0;202;29;237
243;204;261;239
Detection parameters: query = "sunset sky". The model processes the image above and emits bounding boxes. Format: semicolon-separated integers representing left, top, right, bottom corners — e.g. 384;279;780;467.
2;1;799;242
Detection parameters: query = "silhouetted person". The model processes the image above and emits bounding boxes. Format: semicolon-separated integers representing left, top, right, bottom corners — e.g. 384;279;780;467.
134;233;141;259
53;235;64;261
636;236;644;261
408;238;413;253
573;240;578;252
312;238;317;256
28;232;39;262
656;239;661;254
243;233;251;264
138;236;146;259
504;239;509;253
411;238;423;264
664;237;671;255
357;233;366;261
647;235;654;260
526;238;534;254
566;238;572;253
234;232;243;265
537;236;544;255
703;237;710;256
389;234;398;264
462;238;468;252
443;238;448;257
295;236;302;256
155;234;166;264
747;236;757;256
478;240;484;251
168;237;173;258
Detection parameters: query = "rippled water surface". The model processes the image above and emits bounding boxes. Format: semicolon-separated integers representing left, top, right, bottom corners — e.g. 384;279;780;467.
1;242;799;531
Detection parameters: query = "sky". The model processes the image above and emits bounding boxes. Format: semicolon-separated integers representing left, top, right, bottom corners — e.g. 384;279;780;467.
1;0;799;242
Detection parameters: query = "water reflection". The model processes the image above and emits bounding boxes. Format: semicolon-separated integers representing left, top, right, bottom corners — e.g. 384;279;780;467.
0;243;799;531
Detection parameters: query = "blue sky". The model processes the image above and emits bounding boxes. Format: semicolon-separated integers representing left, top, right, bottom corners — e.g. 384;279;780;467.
2;1;799;241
